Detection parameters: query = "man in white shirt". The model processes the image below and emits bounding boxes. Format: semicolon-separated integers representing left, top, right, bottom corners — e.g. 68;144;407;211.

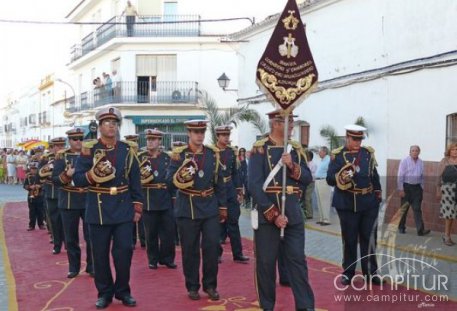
315;146;331;225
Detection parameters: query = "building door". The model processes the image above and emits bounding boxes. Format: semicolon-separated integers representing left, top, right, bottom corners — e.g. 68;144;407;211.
137;76;149;103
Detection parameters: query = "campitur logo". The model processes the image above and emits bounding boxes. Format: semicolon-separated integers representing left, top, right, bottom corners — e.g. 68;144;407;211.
333;253;449;292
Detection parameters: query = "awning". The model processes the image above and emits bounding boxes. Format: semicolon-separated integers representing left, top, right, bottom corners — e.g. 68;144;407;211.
126;115;205;125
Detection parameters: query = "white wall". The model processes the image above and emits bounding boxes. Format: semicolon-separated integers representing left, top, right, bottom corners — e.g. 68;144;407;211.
235;0;457;177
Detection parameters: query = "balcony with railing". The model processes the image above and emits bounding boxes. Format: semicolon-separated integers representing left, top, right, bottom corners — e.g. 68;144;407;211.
66;81;199;113
70;15;201;62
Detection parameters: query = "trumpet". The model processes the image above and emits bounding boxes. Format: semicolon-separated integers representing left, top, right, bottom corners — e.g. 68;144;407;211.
39;159;54;178
140;159;154;185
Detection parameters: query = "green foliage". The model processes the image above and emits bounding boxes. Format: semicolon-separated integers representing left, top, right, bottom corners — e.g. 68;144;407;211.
355;116;368;137
199;92;268;144
320;125;342;150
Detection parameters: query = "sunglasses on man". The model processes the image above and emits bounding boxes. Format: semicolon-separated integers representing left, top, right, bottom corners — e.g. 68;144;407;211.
71;138;83;141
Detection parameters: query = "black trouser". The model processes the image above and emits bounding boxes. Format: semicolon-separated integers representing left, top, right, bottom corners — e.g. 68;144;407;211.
89;222;133;300
337;207;379;278
399;183;424;233
47;198;63;249
218;196;243;259
277;241;289;284
28;199;44;228
61;209;93;274
254;222;315;310
177;216;219;292
126;16;135;36
132;217;145;246
143;209;176;265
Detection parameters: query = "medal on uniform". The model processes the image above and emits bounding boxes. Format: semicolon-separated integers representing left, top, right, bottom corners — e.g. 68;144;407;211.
221;164;226;171
355;165;360;173
153;170;159;177
198;170;204;178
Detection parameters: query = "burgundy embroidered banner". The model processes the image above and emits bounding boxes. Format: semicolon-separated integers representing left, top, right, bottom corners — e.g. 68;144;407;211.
256;0;318;111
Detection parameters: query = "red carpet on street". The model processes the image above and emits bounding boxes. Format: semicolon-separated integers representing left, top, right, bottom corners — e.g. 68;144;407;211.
2;201;456;311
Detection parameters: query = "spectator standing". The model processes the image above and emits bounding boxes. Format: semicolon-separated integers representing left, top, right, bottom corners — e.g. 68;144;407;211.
0;150;5;183
436;143;457;246
397;145;430;236
112;70;121;101
6;149;17;184
303;150;317;219
122;1;138;37
315;146;331;225
16;150;28;184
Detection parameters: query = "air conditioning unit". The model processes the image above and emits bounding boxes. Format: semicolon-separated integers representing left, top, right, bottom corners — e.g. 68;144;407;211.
172;90;182;102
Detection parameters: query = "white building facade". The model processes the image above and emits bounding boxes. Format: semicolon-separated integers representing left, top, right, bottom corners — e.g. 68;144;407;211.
231;0;457;231
234;0;457;166
64;0;241;148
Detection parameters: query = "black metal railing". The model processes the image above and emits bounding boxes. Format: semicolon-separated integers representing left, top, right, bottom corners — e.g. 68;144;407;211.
66;81;199;113
70;15;201;62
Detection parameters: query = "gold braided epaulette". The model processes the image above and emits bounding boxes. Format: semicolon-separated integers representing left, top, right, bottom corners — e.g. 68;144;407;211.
122;140;138;149
55;148;70;160
82;139;98;156
251;137;269;155
331;146;344;155
171;145;188;161
288;140;307;162
364;146;375;153
137;150;148;158
206;144;220;153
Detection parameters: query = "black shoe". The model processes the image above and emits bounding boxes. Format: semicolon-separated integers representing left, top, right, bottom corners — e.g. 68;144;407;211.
95;297;112;309
38;225;46;230
203;288;220;301
159;262;177;269
340;275;351;286
369;275;385;286
140;244;146;249
67;271;79;278
398;228;406;234
418;229;431;236
188;290;200;300
27;227;34;231
234;255;250;264
148;263;158;270
117;295;136;307
52;247;61;255
321;222;331;226
85;269;95;277
316;221;323;225
279;281;291;287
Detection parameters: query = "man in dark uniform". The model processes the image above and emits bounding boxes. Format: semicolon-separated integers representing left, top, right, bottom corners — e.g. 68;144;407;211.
214;125;249;264
166;120;227;301
326;125;383;286
73;107;143;309
52;128;93;278
238;147;250;208
248;109;315;311
138;128;176;269
124;134;146;249
23;162;45;231
39;137;66;254
170;141;186;246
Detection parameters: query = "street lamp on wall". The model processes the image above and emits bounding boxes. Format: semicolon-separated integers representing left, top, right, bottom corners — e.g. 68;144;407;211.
217;73;238;92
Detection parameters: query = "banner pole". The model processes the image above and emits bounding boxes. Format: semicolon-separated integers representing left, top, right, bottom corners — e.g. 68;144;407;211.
280;110;290;239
